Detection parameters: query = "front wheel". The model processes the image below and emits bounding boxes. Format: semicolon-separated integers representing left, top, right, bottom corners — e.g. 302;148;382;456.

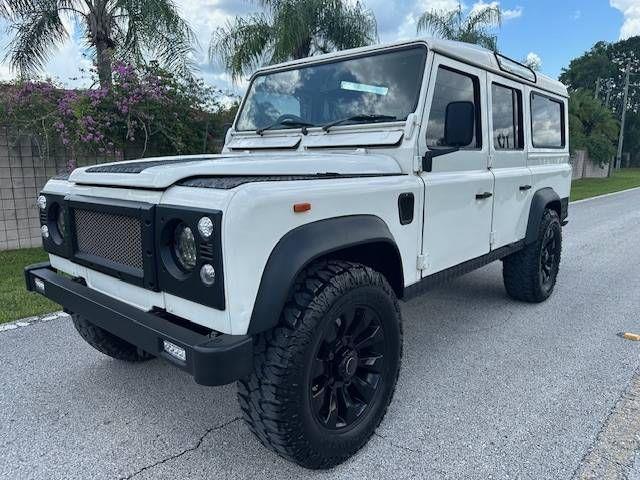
503;209;562;302
237;260;403;469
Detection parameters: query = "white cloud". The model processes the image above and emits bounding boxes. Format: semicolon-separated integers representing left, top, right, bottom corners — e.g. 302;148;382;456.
524;52;542;71
471;1;523;21
572;10;582;20
610;0;640;39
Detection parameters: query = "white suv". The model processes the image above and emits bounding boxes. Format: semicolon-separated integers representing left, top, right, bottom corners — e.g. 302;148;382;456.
26;38;571;469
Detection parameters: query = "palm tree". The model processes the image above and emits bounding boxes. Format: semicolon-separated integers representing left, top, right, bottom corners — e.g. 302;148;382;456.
210;0;377;82
416;3;502;51
0;0;195;88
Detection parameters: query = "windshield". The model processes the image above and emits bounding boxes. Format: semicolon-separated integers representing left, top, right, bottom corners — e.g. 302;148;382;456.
236;45;427;132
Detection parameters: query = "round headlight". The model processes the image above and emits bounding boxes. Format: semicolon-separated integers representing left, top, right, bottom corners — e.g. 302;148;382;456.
173;224;197;271
56;207;66;239
197;217;214;239
200;264;216;285
37;195;47;210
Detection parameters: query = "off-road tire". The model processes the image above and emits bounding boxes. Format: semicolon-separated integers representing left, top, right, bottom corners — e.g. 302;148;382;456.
237;260;403;469
503;209;562;302
71;314;154;362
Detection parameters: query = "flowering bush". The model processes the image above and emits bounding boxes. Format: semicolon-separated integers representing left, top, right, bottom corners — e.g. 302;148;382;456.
0;63;238;170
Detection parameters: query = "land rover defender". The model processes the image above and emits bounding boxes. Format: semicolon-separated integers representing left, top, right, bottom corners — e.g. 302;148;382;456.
25;38;570;468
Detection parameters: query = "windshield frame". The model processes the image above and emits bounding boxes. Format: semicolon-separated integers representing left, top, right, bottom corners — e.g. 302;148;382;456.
233;43;429;133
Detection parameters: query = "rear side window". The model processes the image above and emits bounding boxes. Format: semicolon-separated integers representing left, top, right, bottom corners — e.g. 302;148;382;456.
531;93;565;148
426;66;481;148
491;83;523;150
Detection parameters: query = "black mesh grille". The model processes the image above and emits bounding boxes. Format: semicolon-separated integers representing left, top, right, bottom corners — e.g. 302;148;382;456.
73;209;143;270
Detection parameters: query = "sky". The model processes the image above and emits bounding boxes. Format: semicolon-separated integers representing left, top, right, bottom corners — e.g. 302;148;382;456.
0;0;637;95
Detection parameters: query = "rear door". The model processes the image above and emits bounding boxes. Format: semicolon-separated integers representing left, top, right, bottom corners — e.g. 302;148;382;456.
418;55;493;274
487;74;532;248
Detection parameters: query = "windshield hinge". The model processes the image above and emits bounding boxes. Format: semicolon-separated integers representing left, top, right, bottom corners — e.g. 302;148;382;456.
417;254;428;271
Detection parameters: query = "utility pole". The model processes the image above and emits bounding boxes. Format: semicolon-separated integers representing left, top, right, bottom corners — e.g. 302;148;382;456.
615;63;630;170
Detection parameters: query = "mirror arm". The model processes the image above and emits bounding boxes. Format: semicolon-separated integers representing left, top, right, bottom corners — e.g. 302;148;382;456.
421;147;460;172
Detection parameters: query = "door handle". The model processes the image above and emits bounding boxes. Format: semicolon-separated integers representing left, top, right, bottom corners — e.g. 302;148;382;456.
519;185;532;191
475;192;493;200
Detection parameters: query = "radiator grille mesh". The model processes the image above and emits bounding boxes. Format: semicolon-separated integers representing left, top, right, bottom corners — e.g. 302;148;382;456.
73;208;143;270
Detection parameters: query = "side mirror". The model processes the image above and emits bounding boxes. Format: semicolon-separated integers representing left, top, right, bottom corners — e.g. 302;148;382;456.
444;101;475;147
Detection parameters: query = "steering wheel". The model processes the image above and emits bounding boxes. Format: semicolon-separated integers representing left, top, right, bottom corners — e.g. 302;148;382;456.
275;113;307;124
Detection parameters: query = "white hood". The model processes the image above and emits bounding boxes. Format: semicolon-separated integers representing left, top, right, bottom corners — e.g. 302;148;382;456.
68;152;402;189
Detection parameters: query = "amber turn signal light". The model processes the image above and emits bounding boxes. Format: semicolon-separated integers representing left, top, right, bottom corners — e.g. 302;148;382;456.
293;202;311;213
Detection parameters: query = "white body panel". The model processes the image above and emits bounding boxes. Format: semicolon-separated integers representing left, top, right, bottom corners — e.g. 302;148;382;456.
39;37;572;336
418;55;493;273
487;72;532;248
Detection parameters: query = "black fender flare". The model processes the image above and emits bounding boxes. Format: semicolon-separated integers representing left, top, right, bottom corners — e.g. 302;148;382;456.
247;215;401;335
525;188;562;244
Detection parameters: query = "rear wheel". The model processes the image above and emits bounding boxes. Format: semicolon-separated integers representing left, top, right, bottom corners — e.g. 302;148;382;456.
237;260;402;469
71;314;153;362
503;209;562;302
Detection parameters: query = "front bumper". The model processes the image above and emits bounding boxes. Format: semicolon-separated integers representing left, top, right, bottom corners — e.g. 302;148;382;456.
25;263;253;386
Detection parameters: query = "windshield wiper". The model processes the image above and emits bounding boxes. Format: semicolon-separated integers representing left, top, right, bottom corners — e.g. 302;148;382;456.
256;118;316;136
321;114;397;132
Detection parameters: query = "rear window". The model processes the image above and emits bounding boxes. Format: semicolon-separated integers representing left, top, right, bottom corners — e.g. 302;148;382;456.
531;93;565;148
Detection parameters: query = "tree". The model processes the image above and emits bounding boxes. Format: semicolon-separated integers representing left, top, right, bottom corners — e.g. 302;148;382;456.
523;52;541;71
569;90;618;165
0;0;195;88
416;3;501;51
209;0;377;82
560;36;640;166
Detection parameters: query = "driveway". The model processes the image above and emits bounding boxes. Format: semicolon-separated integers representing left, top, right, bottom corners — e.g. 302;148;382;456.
1;189;640;479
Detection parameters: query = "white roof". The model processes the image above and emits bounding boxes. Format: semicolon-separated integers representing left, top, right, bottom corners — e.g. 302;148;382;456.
253;37;568;98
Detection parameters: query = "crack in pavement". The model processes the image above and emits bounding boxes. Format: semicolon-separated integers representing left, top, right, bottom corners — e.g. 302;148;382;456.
118;416;241;480
572;367;640;480
374;432;447;477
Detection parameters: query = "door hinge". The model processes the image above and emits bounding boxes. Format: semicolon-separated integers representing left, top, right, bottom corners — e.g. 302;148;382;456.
488;154;494;169
417;254;428;271
490;231;496;248
414;155;423;173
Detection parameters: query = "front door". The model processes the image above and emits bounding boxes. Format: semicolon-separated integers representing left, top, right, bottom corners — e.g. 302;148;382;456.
418;55;493;275
487;74;531;248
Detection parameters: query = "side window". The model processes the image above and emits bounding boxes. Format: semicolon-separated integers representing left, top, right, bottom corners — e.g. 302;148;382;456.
491;83;523;150
426;66;481;148
531;93;565;148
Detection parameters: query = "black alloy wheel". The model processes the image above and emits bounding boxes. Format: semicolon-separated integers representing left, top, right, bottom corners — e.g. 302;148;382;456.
310;304;385;430
540;221;560;292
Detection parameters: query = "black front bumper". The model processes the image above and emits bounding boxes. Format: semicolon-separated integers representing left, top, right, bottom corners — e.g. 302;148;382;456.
25;263;253;386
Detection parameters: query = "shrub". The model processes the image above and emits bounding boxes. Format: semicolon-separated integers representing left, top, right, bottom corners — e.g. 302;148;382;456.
0;63;238;170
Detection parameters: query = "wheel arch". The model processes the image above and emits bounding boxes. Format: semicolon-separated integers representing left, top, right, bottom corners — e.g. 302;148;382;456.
525;187;561;244
247;215;404;335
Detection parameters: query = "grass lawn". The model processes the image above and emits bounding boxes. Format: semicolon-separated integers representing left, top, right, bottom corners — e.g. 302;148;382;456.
0;247;58;324
571;168;640;202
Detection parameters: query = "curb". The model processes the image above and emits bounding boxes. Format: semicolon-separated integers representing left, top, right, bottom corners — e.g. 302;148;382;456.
570;186;640;205
0;311;68;333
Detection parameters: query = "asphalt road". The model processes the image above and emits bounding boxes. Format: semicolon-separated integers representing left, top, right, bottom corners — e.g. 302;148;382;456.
2;189;640;480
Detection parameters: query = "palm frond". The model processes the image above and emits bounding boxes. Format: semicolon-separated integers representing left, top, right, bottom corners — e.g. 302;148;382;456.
114;0;197;78
416;9;457;39
209;13;273;82
4;0;69;76
466;5;501;31
319;0;377;53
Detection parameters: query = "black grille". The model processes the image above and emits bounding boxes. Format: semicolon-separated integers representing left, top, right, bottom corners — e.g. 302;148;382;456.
73;208;144;270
